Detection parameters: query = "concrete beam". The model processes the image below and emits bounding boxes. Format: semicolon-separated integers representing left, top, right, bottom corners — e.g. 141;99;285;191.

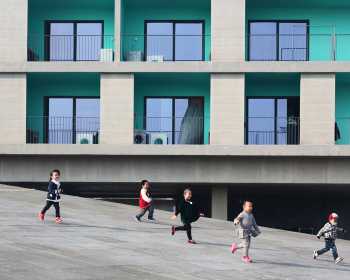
0;74;26;144
300;74;335;145
114;0;121;62
210;74;245;145
100;74;134;145
211;0;245;62
212;186;228;220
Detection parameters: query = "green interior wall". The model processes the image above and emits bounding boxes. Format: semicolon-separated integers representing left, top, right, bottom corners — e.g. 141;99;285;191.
247;4;350;60
134;73;210;144
336;74;350;144
121;0;211;61
28;0;115;59
27;73;100;142
245;73;300;97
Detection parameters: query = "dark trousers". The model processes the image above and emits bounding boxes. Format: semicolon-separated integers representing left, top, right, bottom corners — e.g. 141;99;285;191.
175;223;192;240
136;204;154;219
41;201;60;218
317;239;338;260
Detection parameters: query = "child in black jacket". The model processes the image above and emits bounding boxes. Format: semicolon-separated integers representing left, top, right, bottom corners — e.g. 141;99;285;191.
171;189;201;244
38;169;63;224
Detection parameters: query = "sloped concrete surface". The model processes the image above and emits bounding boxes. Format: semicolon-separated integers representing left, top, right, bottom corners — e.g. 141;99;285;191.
0;184;350;280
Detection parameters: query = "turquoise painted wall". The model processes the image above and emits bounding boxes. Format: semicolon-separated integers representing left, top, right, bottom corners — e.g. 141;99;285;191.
245;74;300;97
28;1;114;60
122;2;211;61
134;73;210;144
336;74;350;144
27;73;100;142
247;7;350;60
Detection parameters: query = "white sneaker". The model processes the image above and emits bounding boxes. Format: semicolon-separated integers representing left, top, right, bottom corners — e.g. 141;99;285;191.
313;251;318;260
335;257;344;264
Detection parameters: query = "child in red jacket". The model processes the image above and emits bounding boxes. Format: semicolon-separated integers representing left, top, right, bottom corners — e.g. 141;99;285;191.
135;180;155;222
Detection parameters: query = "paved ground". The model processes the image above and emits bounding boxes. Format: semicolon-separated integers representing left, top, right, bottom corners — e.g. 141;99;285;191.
1;184;350;280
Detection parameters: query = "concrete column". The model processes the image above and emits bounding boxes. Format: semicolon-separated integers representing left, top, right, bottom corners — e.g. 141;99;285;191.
212;186;228;220
211;0;245;62
114;0;121;62
100;74;134;144
0;74;26;144
0;0;27;62
210;74;245;145
300;74;335;145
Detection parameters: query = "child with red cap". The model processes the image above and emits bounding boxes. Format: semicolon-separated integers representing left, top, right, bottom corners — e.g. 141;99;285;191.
313;213;346;264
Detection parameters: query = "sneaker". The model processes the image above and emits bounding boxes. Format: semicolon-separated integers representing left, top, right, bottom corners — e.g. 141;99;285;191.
231;243;238;254
246;256;253;263
188;240;197;244
313;251;318;260
242;256;251;263
38;212;44;221
171;226;175;236
134;216;141;222
147;217;156;222
335;257;344;264
55;217;62;224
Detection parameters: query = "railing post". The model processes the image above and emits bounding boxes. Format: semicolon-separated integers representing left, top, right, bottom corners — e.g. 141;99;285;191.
332;25;336;61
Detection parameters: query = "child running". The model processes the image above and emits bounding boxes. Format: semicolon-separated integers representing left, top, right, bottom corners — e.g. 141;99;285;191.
135;180;155;222
171;188;201;244
38;169;63;224
231;200;261;263
313;212;346;264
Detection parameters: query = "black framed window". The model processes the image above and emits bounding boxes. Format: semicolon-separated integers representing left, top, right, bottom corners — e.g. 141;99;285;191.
145;97;204;144
145;21;204;61
45;97;100;144
246;97;299;145
249;21;308;61
45;21;103;61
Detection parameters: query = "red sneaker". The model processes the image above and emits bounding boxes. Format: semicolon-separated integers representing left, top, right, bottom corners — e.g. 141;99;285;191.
246;256;253;263
188;240;197;244
242;256;252;263
171;226;175;236
38;212;44;221
55;217;63;224
231;243;238;254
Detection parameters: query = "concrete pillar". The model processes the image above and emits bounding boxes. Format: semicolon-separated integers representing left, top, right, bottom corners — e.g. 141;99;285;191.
0;0;27;62
211;0;245;62
114;0;121;62
100;74;134;144
300;74;335;145
0;74;26;144
210;74;245;145
212;186;228;220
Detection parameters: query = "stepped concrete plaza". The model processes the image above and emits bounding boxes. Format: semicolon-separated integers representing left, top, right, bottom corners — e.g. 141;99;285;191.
1;184;350;280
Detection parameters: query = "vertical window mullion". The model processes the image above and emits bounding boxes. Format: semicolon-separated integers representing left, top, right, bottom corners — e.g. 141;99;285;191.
172;97;176;144
73;23;77;61
274;99;278;144
173;22;176;61
73;98;77;144
276;22;280;61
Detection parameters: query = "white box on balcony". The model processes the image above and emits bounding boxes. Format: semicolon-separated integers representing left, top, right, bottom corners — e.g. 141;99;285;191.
76;133;94;144
127;51;143;61
147;55;164;62
100;49;113;62
148;132;168;145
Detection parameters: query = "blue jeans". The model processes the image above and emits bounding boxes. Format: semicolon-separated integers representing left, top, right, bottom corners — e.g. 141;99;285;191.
317;239;338;260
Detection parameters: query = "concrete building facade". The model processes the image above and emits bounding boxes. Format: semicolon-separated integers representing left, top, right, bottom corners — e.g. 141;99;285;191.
1;0;350;236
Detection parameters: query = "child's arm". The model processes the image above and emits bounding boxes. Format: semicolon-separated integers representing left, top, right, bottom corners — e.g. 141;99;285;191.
252;216;261;234
316;223;328;238
141;188;152;203
47;182;55;199
171;201;183;219
233;212;244;225
337;227;347;233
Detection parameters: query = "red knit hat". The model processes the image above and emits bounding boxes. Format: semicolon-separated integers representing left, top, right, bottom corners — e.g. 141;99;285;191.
328;212;339;222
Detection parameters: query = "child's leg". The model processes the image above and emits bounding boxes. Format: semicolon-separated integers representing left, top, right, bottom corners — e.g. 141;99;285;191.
237;236;250;256
41;201;53;214
330;242;339;260
53;202;60;218
175;223;192;240
136;207;147;219
147;204;154;219
317;240;332;256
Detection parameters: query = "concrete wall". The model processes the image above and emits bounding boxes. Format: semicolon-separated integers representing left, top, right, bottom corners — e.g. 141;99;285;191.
0;0;27;62
300;74;335;145
210;74;245;145
211;0;245;61
100;73;134;144
0;74;26;144
212;186;228;220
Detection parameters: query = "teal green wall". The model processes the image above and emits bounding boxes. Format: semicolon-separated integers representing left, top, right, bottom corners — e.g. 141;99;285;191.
28;0;114;60
247;6;350;60
336;74;350;144
134;73;210;144
27;73;100;142
122;1;211;61
245;74;300;97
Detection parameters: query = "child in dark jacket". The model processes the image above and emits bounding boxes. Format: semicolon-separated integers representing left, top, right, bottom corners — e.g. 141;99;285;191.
313;213;346;264
171;189;201;244
38;169;63;224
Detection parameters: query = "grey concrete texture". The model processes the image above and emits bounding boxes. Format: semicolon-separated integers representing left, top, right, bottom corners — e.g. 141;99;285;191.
1;184;350;280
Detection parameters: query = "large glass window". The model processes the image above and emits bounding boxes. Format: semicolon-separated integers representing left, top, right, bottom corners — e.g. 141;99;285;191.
47;97;100;144
146;21;204;61
246;97;299;145
46;21;103;61
145;97;204;144
249;21;308;61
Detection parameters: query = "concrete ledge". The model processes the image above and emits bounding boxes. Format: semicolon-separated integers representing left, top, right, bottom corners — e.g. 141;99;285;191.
2;144;350;157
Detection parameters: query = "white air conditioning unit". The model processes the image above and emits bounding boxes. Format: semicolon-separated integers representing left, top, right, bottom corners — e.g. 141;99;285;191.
134;129;147;144
126;51;143;61
76;132;94;144
149;133;168;145
147;55;164;62
100;49;113;62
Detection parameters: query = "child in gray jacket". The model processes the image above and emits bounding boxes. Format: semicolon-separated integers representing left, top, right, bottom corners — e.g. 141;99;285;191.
231;200;261;263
